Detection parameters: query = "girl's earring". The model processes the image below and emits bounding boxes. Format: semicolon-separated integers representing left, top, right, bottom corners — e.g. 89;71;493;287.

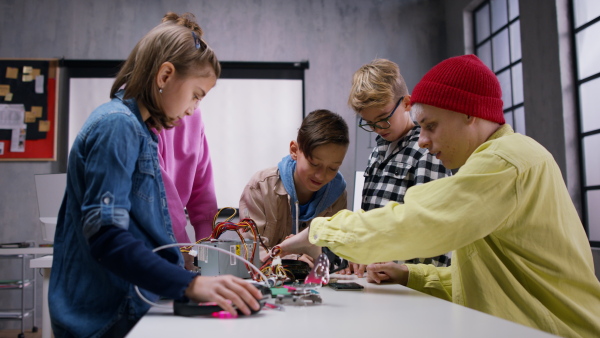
159;88;163;94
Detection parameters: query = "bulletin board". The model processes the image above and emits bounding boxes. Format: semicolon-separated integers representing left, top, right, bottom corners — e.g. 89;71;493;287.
0;58;59;161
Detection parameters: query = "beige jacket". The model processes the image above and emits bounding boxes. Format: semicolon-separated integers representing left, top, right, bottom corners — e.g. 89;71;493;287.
239;166;347;260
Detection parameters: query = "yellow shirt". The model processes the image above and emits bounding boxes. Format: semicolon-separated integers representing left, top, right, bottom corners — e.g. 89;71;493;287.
309;124;600;337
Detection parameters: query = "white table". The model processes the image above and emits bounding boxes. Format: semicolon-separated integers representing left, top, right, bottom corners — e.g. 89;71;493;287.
127;275;557;337
29;253;53;338
0;247;53;256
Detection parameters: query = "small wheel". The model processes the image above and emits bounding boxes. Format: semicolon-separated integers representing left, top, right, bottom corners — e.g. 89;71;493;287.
18;333;25;338
32;326;39;332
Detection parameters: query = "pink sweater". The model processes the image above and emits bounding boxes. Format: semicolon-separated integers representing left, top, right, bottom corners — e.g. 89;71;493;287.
157;110;217;243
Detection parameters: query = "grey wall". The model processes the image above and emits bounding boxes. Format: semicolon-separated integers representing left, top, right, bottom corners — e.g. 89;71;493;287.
0;0;592;331
443;0;582;214
0;0;445;329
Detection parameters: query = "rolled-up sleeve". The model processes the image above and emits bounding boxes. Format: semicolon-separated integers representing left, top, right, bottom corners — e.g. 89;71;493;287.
81;112;140;241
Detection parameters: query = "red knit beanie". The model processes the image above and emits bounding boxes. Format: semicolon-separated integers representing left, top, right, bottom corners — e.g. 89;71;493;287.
411;54;505;124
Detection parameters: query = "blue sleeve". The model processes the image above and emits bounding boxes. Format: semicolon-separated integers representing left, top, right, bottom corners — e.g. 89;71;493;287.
81;113;138;239
89;225;196;300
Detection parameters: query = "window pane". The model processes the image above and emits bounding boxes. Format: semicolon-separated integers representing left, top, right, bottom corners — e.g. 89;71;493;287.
477;41;493;70
512;63;523;105
504;111;514;128
510;21;522;61
583;134;600;186
491;0;508;32
587;189;600;241
573;0;600;28
580;77;600;133
475;4;491;43
497;69;512;109
508;0;519;20
492;29;510;71
514;106;526;134
576;22;600;80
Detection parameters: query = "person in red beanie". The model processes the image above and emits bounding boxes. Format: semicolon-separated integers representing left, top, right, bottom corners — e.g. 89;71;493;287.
277;54;600;337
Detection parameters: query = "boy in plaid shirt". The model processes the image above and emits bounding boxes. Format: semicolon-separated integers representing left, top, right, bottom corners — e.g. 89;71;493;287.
339;59;452;275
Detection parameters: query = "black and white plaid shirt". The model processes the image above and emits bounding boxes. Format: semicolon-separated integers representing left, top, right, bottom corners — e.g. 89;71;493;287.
361;125;453;267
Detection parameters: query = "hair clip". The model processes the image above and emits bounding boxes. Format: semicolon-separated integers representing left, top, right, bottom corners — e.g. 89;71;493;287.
191;31;202;50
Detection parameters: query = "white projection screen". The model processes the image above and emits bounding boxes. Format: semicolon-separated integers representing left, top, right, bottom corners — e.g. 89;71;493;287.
63;60;307;214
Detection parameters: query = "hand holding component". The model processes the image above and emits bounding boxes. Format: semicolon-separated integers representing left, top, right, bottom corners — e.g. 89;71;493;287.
276;228;321;261
184;275;263;316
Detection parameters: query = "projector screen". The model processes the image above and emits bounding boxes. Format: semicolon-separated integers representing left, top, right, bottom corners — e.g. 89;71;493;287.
63;60;307;212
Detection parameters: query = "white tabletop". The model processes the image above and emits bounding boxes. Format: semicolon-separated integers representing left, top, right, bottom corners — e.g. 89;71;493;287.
127;275;556;338
0;246;53;256
30;255;53;268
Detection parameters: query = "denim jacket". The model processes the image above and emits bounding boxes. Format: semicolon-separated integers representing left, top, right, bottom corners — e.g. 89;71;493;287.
49;91;180;338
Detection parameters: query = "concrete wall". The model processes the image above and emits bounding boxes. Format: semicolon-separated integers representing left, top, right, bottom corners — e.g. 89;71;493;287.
1;0;595;331
443;0;581;213
0;0;445;329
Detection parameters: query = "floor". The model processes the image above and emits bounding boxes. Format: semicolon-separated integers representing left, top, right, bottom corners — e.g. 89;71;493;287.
0;330;42;338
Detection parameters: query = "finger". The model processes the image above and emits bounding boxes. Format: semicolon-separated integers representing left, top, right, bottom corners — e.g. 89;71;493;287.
212;294;238;315
298;255;314;268
302;254;315;262
366;269;381;284
376;271;391;283
240;280;263;302
211;277;258;315
356;264;366;278
219;285;251;315
228;279;261;313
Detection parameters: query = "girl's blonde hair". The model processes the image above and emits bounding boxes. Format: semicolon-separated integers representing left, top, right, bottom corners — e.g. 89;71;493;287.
110;12;221;130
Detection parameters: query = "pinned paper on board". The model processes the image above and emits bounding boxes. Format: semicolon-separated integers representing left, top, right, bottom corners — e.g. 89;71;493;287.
0;84;9;96
5;67;18;79
10;124;26;152
0;103;25;129
35;75;44;94
24;111;36;123
38;120;50;132
31;106;43;118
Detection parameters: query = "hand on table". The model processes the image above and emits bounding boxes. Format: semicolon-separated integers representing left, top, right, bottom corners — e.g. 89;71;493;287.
366;261;409;285
185;275;263;316
337;261;367;277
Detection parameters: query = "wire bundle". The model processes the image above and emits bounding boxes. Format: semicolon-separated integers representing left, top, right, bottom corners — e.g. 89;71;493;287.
180;208;268;280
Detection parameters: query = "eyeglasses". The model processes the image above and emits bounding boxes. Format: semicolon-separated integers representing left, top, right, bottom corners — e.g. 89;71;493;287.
358;96;404;132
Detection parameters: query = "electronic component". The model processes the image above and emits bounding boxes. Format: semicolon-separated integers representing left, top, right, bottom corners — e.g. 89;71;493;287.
327;282;364;291
194;239;260;278
173;283;271;317
280;259;311;281
273;286;322;305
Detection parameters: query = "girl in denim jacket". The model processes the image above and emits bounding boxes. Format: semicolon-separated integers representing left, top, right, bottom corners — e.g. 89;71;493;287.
49;12;261;338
